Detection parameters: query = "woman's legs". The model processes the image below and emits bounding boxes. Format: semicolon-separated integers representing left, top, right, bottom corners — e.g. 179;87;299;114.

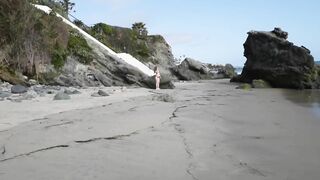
156;77;160;89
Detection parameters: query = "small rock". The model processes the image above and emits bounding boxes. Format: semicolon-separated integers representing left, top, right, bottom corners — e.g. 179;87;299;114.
0;91;12;98
64;89;82;95
121;86;127;92
32;85;46;94
98;90;109;96
152;94;175;103
11;85;28;94
47;90;55;94
10;99;22;103
91;92;101;97
53;92;71;100
28;79;38;85
20;90;38;100
72;90;81;94
64;89;74;95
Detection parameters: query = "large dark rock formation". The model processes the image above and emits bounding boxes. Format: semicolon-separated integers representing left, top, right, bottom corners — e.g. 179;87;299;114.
232;28;319;89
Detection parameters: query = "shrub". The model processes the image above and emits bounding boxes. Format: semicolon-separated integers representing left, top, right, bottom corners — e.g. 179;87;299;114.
51;43;67;69
135;43;150;57
91;23;113;36
67;31;93;64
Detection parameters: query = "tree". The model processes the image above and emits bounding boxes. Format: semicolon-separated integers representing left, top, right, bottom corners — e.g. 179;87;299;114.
132;22;148;37
59;0;75;13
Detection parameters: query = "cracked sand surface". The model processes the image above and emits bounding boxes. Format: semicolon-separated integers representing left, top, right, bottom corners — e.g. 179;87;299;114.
1;79;320;180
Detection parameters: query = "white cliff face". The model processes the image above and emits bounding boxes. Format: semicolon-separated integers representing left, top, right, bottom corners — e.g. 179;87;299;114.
33;4;154;77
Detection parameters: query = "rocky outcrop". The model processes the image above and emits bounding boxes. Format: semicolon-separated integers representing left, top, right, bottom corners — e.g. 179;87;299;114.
88;23;176;77
1;6;175;90
172;58;236;81
231;28;319;89
172;58;211;80
207;64;236;79
144;35;176;77
52;35;175;89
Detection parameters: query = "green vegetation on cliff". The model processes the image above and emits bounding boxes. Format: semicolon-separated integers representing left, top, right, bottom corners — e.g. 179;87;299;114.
0;0;93;83
84;22;174;64
88;22;151;61
67;31;93;64
0;0;69;77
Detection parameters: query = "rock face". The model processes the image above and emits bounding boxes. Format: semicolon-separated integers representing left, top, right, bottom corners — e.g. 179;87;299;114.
171;58;236;81
232;28;318;89
172;58;211;80
50;34;175;89
144;35;176;77
207;64;236;79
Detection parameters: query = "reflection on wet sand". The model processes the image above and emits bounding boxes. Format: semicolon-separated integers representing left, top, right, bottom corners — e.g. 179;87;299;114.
281;89;320;118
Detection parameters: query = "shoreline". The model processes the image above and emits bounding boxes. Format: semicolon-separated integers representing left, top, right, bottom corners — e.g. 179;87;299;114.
0;79;319;179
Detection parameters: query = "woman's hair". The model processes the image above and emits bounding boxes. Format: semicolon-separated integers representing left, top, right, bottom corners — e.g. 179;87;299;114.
154;66;158;72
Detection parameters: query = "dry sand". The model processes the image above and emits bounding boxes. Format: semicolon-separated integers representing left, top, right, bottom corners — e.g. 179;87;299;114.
0;79;319;180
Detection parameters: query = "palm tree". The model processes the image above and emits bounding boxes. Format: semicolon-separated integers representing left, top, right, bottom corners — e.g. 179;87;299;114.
132;22;148;37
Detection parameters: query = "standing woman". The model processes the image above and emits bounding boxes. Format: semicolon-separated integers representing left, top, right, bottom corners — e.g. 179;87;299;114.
154;66;161;90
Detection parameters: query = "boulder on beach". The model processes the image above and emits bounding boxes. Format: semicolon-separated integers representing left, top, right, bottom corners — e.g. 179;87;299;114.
98;90;109;96
53;92;71;100
152;93;175;103
231;28;319;89
172;58;211;80
11;85;28;94
172;58;236;80
208;64;236;79
0;91;12;98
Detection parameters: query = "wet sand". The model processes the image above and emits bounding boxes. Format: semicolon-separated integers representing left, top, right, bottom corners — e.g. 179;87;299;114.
0;79;319;180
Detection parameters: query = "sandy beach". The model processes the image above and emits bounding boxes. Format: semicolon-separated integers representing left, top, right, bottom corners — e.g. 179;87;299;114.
0;79;319;180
